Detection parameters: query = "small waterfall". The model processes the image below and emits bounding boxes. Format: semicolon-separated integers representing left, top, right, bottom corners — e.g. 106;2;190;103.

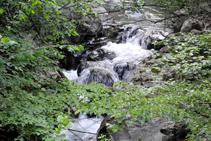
76;25;168;85
63;70;78;80
78;113;88;119
62;22;169;141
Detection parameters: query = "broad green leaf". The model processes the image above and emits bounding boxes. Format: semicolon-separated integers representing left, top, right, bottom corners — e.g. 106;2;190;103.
62;122;69;126
62;118;69;122
75;110;81;115
44;15;50;19
8;40;17;46
57;115;63;123
78;45;84;51
0;9;3;14
58;134;66;139
94;13;98;17
45;139;53;141
64;123;72;129
36;50;44;56
55;10;60;14
75;46;80;51
31;10;35;14
30;55;36;61
58;125;63;132
58;54;65;59
1;37;10;43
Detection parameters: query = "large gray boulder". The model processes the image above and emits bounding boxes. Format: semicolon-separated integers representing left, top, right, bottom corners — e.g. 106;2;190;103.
180;18;203;33
110;117;175;141
180;15;211;33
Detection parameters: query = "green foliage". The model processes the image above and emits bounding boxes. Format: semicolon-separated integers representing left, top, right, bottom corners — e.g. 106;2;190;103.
0;0;97;140
1;31;210;140
0;0;100;44
98;134;112;141
67;32;211;140
154;32;211;80
145;0;208;15
0;0;211;141
67;80;211;140
46;115;72;141
0;34;71;140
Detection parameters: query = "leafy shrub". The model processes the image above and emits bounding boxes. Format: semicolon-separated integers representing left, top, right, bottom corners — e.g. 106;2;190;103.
155;32;211;81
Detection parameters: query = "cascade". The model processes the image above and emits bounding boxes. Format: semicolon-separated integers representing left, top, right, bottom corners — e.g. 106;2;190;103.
76;25;168;85
62;6;171;141
62;25;169;141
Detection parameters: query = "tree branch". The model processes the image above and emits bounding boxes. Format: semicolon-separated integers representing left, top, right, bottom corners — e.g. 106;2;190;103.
68;130;83;141
68;129;97;135
59;0;71;11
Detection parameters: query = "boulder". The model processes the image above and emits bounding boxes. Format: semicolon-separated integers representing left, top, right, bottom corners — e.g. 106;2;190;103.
86;48;116;61
114;62;135;80
77;60;119;86
77;68;119;86
146;30;168;50
61;116;105;141
180;18;203;33
110;117;175;141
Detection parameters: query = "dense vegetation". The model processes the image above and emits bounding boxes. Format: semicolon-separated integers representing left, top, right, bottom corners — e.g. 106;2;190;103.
0;0;211;141
0;0;98;140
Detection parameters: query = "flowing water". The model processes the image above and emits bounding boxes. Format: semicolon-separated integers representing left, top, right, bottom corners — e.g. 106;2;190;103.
75;25;168;86
62;6;172;141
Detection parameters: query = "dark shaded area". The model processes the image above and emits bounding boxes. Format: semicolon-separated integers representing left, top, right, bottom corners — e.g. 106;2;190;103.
97;126;111;141
0;125;19;141
161;125;191;141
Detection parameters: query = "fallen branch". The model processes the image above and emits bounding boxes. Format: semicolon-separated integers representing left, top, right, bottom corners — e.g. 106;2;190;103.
68;129;97;135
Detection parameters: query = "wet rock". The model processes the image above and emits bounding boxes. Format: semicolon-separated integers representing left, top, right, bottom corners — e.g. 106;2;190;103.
116;26;141;43
77;68;118;86
126;12;144;20
146;31;169;50
103;0;122;12
77;60;119;86
87;48;116;61
114;62;135;80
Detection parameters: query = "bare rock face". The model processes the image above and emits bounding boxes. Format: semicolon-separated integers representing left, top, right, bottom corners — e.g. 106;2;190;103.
110;117;175;141
126;54;175;88
180;15;211;33
180;18;203;33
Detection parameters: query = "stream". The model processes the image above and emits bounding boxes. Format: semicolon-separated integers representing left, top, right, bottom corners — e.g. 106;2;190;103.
62;5;172;141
